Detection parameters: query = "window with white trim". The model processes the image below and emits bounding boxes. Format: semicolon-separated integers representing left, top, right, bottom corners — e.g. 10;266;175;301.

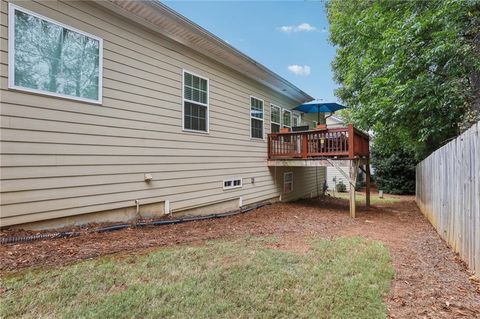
223;178;242;190
282;109;292;128
270;104;281;133
250;97;264;139
293;113;302;127
284;172;293;194
8;4;103;103
183;71;209;132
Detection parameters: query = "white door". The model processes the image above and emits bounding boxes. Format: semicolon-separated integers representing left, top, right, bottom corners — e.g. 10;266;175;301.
293;113;301;127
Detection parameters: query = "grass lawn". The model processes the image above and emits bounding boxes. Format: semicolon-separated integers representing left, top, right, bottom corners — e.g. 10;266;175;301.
330;191;402;205
1;237;394;319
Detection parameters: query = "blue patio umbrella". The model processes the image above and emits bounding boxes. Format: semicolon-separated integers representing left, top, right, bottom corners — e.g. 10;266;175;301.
293;102;348;123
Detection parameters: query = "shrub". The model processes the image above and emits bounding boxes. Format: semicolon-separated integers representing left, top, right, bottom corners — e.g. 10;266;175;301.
355;171;365;189
336;180;347;192
371;146;416;195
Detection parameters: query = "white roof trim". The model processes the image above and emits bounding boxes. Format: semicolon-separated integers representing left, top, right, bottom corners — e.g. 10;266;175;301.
95;0;313;103
329;115;345;124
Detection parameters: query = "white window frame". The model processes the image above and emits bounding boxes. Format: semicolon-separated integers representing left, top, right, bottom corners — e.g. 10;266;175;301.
282;109;292;129
8;3;103;104
250;96;264;140
270;104;281;133
223;178;243;190
182;69;210;133
284;172;293;194
292;113;302;127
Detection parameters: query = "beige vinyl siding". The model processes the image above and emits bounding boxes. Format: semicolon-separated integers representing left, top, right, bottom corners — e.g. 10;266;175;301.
0;0;322;226
275;167;325;202
326;166;350;192
326;116;345;128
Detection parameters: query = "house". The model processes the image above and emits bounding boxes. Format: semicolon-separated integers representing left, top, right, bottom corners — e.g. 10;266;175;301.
325;115;352;192
1;0;330;229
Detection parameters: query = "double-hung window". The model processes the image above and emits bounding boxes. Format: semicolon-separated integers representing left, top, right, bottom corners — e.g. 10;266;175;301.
282;109;292;129
183;71;209;132
270;104;281;133
8;4;103;103
250;97;264;139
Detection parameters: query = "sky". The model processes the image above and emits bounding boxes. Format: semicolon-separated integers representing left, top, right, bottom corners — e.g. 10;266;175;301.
164;1;338;102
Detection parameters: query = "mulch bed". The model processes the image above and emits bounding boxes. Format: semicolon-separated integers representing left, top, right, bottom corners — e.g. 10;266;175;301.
1;196;479;318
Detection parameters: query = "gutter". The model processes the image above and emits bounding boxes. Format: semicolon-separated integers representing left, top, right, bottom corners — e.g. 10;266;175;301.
96;0;313;103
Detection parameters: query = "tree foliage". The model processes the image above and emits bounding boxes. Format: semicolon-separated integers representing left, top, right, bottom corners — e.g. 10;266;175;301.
327;0;480;160
371;146;416;195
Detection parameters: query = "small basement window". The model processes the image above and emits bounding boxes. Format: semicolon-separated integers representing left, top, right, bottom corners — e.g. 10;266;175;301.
284;172;293;194
224;178;242;190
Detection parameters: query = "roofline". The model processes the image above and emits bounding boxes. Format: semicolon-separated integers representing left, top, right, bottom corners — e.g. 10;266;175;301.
95;0;314;103
329;115;345;123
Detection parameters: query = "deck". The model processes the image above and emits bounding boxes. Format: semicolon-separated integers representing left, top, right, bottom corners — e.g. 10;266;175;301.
267;124;371;218
267;124;369;160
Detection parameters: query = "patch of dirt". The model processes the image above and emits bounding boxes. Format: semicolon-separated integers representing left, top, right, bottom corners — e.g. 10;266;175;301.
1;195;479;318
264;234;311;254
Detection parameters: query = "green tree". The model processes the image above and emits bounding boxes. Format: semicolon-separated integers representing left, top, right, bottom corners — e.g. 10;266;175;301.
327;0;480;160
371;146;416;195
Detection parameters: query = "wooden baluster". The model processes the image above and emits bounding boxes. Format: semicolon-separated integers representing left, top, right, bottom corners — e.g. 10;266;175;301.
321;132;325;154
327;132;330;154
302;133;308;158
281;135;284;155
279;135;282;156
341;132;344;153
340;131;343;153
334;132;338;153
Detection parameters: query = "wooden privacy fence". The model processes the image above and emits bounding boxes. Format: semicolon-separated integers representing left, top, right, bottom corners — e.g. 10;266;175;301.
416;122;480;273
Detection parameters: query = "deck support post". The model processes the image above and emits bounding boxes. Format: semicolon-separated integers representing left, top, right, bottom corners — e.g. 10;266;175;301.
348;159;359;218
365;159;371;208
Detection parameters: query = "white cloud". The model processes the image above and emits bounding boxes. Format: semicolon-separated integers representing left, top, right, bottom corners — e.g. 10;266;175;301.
287;65;311;76
279;26;294;33
296;23;316;32
278;23;317;33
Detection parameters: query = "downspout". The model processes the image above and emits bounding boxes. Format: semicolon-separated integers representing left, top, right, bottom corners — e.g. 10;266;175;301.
132;199;140;227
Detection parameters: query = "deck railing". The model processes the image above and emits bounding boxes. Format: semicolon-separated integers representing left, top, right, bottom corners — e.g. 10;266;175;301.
267;124;369;159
